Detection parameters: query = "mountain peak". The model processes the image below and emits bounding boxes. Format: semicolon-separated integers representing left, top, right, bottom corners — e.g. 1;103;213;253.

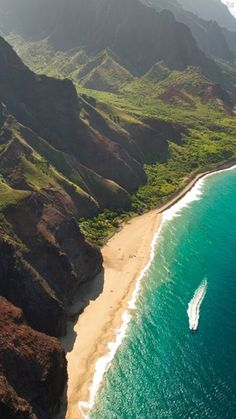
177;0;236;30
0;0;221;79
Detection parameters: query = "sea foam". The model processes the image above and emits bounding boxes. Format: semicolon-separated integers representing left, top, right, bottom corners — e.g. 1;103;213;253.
163;178;204;222
187;279;208;331
78;164;236;417
163;164;236;222
78;222;163;418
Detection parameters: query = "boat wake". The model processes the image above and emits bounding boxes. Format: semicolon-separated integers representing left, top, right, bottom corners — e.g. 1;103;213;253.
78;165;236;416
187;279;208;331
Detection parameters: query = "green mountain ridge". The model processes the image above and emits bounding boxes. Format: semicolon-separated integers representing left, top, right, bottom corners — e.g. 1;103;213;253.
5;35;134;93
1;0;236;417
4;0;236;103
0;0;222;80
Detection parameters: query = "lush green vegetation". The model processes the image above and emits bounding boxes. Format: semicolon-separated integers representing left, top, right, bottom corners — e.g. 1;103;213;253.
78;65;236;244
80;135;236;245
4;35;236;245
0;178;30;211
79;210;135;246
0;177;30;242
5;35;134;92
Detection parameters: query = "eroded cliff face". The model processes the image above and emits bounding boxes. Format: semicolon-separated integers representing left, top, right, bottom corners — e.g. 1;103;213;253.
0;36;106;417
0;297;67;419
0;120;103;416
0;35;146;207
0;31;186;417
0;171;103;337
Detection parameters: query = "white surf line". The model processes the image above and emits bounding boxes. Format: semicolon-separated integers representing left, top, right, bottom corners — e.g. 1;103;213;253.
163;163;236;222
78;163;236;418
78;221;164;418
187;279;208;331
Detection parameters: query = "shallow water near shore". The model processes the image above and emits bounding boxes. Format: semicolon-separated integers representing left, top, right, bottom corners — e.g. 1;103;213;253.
88;167;236;418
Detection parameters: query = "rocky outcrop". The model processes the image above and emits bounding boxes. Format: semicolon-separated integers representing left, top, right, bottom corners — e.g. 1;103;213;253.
0;297;67;418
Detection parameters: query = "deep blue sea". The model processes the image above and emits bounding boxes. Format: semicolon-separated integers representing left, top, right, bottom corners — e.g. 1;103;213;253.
90;167;236;419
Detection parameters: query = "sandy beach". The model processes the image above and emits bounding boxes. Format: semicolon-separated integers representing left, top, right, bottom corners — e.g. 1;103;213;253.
62;208;161;419
61;160;236;419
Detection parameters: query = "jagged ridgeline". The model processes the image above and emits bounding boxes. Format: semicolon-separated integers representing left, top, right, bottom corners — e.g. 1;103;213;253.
2;0;236;95
0;0;221;77
141;0;236;60
0;0;236;417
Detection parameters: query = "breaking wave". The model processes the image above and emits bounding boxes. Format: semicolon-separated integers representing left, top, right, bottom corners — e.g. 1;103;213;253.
78;164;236;417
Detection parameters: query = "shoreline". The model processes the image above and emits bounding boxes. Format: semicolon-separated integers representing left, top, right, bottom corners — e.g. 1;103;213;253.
62;159;236;419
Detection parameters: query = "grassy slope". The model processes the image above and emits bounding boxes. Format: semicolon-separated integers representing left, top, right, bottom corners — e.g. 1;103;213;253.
0;179;30;211
5;34;134;92
4;35;236;245
0;124;98;243
80;54;134;92
78;69;236;244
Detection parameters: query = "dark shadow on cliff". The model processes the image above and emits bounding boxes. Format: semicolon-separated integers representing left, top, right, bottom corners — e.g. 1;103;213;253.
56;269;104;418
62;268;104;354
54;383;68;419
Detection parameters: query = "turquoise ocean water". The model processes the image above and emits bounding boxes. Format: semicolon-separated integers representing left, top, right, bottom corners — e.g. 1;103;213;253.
90;168;236;419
